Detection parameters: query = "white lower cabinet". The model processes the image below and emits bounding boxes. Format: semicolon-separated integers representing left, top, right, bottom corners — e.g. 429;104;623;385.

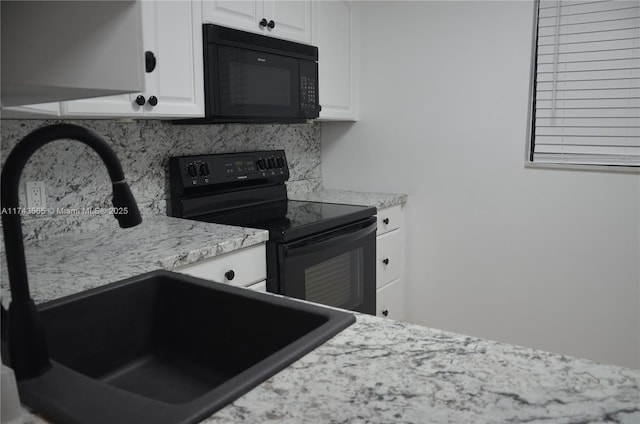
376;229;402;289
375;205;405;320
376;278;404;321
174;243;266;288
246;280;267;293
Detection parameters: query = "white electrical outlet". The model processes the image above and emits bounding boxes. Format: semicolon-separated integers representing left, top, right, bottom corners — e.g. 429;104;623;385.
26;181;46;209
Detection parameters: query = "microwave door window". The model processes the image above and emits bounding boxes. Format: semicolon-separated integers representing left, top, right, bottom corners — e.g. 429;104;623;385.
227;63;290;106
218;46;299;117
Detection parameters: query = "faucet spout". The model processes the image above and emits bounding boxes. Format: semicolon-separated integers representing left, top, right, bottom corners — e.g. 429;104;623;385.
1;123;142;379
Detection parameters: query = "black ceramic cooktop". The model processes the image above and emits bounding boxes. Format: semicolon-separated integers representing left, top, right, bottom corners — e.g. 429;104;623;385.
190;200;376;242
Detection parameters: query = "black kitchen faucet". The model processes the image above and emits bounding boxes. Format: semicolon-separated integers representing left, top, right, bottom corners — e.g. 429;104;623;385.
0;123;142;380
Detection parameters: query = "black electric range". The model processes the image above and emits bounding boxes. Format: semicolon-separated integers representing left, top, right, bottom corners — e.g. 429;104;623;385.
168;151;377;314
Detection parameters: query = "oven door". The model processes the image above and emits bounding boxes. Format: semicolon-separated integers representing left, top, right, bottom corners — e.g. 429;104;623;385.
277;218;376;314
211;45;300;118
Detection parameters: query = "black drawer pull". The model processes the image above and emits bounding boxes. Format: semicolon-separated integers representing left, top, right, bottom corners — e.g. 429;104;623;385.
225;270;235;281
382;309;389;317
383;218;390;225
382;258;390;266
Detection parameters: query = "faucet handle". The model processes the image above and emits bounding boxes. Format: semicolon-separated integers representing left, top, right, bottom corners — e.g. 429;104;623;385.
111;181;142;228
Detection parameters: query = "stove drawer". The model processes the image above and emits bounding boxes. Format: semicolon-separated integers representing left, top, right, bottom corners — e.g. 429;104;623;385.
175;244;266;288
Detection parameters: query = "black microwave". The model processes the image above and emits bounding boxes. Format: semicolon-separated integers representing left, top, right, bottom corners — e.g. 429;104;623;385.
196;24;320;124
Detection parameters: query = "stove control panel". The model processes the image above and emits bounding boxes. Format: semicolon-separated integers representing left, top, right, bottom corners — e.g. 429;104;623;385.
169;150;290;191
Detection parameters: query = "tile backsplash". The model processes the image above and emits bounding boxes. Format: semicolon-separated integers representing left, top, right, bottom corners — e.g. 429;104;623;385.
0;119;321;240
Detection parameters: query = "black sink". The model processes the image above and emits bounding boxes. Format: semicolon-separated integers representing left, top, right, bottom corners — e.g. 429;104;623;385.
17;270;355;423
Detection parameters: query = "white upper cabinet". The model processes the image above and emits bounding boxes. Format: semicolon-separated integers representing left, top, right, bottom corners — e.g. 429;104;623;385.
312;0;358;121
1;102;61;119
63;0;204;119
1;1;144;108
203;0;311;43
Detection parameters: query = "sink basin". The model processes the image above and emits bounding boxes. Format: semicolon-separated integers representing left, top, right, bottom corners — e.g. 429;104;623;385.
17;270;355;423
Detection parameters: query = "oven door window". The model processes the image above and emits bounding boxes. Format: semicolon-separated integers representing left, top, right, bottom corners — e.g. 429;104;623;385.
217;46;299;117
280;221;376;313
305;250;363;310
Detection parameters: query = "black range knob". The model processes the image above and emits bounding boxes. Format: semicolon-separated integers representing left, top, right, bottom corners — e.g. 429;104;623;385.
187;164;197;178
147;96;158;106
277;157;285;168
225;270;235;281
267;158;276;169
256;159;266;171
259;18;268;27
135;95;146;106
199;163;210;176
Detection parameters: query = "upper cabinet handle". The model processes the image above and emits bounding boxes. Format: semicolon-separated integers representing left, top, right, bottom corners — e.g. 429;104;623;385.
145;51;156;73
259;18;268;27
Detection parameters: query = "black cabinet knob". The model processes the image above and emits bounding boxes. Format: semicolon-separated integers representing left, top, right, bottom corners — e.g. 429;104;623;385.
145;51;156;73
383;218;390;225
383;258;390;265
135;95;146;106
225;270;235;281
259;18;268;27
147;96;158;106
267;20;275;29
382;309;389;317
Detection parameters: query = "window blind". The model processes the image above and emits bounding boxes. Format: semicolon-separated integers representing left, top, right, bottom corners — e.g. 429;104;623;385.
531;0;640;167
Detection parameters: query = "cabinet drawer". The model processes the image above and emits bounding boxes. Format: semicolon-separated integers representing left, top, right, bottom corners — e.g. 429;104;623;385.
376;278;404;320
175;244;266;288
376;229;402;289
377;205;401;235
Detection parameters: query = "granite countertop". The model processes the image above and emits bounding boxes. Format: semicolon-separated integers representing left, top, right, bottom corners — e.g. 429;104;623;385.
15;314;640;424
0;214;268;306
289;189;408;209
4;197;640;424
203;314;639;423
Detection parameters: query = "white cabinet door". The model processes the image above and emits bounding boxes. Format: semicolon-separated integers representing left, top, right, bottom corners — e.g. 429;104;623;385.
63;94;137;117
265;0;311;43
203;0;310;43
377;278;405;321
63;0;204;119
203;0;264;34
2;102;61;118
142;0;204;118
312;0;358;120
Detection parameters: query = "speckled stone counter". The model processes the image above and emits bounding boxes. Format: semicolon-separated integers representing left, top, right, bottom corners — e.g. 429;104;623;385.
201;314;639;423
0;214;268;306
15;312;640;424
290;189;408;209
5;210;640;424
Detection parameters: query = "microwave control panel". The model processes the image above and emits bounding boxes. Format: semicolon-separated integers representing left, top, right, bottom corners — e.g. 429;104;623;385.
299;61;320;118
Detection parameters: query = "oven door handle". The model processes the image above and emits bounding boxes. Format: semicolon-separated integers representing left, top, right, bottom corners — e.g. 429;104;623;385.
284;220;376;258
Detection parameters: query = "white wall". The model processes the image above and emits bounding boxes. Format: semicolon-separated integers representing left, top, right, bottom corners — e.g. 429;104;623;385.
321;1;640;368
